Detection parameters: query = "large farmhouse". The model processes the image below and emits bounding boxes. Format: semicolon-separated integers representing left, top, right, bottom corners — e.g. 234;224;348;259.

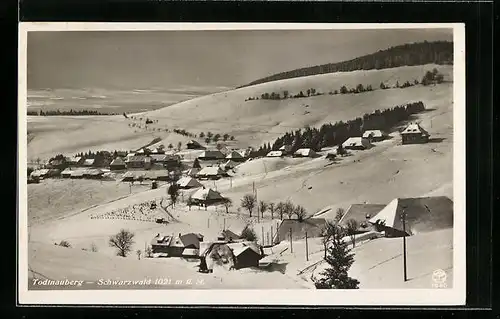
401;123;430;144
191;188;226;206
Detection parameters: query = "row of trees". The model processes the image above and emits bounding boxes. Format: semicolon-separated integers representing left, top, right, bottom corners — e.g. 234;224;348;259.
246;88;322;101
250;101;426;156
239;41;453;88
239;194;308;221
27;109;114;116
199;132;235;143
247;68;445;102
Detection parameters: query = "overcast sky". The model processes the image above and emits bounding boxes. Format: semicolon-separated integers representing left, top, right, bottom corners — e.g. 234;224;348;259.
27;28;453;90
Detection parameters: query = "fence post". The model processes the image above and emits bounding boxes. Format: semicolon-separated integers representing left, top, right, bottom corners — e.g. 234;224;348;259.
305;231;309;261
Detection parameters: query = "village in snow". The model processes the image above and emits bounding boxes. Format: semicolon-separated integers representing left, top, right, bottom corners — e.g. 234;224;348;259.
25;30;455;290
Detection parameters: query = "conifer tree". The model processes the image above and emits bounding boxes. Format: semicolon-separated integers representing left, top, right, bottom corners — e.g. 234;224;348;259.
314;224;359;289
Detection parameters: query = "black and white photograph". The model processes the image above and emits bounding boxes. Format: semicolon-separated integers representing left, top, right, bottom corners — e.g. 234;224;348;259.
18;23;466;305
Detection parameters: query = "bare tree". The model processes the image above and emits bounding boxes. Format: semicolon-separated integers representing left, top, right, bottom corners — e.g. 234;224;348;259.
259;201;268;219
240;194;257;217
284;200;295;219
109;229;135;257
177;141;182;151
276;202;285;220
268;202;275;220
294;205;307;222
145;245;153;258
223;198;233;214
136;249;142;260
345;219;359;248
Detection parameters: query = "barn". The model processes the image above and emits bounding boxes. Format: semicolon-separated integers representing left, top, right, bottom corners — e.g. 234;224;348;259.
266;150;283;157
362;130;387;142
342;137;373;150
368;196;453;237
191;188;226;206
196;166;226;180
293;148;317;158
187;140;205;149
109;157;126;171
176;176;203;189
198;150;225;160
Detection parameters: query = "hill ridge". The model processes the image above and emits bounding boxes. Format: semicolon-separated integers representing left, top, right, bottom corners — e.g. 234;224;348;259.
239;41;453;88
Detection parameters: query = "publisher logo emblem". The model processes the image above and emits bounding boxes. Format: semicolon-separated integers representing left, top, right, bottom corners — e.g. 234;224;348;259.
432;269;447;288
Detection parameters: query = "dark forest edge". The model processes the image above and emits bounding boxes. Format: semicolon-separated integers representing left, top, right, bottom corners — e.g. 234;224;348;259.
250;101;427;157
238;41;453;88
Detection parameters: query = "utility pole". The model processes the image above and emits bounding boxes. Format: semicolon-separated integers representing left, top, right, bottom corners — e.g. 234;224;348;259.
401;208;408;282
305;231;309;261
270;226;273;246
223;218;226;231
261;226;264;246
290;228;293;253
207;218;210;229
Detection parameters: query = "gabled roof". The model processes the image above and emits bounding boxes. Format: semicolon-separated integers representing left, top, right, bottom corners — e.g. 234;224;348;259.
67;156;82;163
176;176;203;188
226;151;243;159
342;137;372;148
150;154;167;162
198;150;225;159
187;140;202;147
191;188;224;201
70;170;84;177
61;168;73;174
339;204;386;229
180;233;204;249
126;155;147;163
294;148;316;156
362;130;386;138
110;157;125;166
182;248;199;257
266;151;283;157
197;166;225;176
31;169;50;177
368;196;453;235
185;168;200;176
401;123;430;136
279;145;292;151
83;158;95;166
151;234;173;247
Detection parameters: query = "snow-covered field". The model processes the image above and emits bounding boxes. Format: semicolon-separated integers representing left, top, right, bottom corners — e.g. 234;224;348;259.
26;64;454;290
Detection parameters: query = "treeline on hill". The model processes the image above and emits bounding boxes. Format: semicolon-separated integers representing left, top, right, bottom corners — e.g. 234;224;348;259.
246;68;446;101
199;132;235;143
239;41;452;88
249;101;426;157
27;109;115;116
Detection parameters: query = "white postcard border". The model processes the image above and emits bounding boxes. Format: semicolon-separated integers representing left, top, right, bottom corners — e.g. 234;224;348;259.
18;22;466;306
